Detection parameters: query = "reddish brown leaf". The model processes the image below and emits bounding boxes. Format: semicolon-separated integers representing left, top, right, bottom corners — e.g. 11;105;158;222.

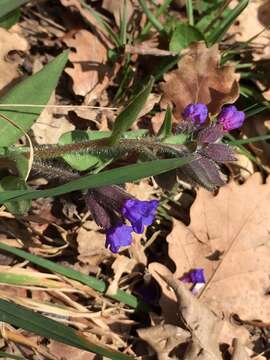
160;42;239;119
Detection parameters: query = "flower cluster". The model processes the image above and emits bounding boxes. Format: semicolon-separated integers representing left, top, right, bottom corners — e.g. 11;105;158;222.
173;102;246;191
182;103;245;131
85;186;159;253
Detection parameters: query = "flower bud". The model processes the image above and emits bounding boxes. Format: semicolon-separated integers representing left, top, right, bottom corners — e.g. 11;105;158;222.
217;105;245;131
182;103;208;125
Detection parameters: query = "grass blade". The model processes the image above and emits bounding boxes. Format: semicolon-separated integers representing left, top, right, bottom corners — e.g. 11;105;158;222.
138;0;163;32
109;77;154;144
207;0;249;45
0;243;148;311
0;0;29;18
0;299;133;360
186;0;194;26
0;156;192;203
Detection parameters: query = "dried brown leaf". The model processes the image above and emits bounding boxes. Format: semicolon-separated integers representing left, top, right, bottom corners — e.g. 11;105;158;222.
229;1;270;61
160;42;239;119
138;324;190;360
149;264;223;360
242;114;270;167
63;30;109;97
167;173;270;322
232;339;251;360
77;223;110;267
0;28;28;91
32;94;75;144
106;255;136;295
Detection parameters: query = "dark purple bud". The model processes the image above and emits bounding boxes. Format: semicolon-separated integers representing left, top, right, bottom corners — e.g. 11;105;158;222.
182;103;208;125
178;156;225;190
121;199;159;234
154;170;177;191
217;105;245;131
89;185;130;212
200;143;236;163
181;268;206;284
105;223;133;253
197;124;224;144
85;192;113;229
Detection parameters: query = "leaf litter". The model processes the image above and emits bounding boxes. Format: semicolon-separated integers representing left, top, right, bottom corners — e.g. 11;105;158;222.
0;1;270;360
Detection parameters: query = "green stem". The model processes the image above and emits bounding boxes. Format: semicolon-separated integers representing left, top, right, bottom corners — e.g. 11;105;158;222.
141;0;173;36
138;0;164;32
16;138;187;161
186;0;194;26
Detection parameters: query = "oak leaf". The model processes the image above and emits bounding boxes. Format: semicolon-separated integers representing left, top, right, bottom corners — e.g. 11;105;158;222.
160;42;239;119
167;173;270;321
0;28;28;92
63;30;109;97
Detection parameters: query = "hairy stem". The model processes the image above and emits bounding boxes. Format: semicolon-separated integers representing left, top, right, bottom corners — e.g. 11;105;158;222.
30;138;187;161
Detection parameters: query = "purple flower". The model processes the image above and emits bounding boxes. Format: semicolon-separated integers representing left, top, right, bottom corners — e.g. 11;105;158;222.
121;199;159;234
105;224;133;253
181;268;206;284
182;103;208;125
217;105;245;131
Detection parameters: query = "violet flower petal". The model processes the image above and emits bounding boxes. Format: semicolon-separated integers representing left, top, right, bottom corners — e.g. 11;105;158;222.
181;268;206;284
122;199;159;234
182;103;208;125
105;224;133;253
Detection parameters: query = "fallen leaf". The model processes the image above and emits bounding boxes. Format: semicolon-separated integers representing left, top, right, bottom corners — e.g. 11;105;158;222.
63;30;109;97
32;94;75;144
0;28;28;92
77;223;110;267
167;173;270;321
138;324;190;360
60;0;108;37
106;254;136;295
149;264;223;360
242;114;270;167
229;1;270;61
49;340;95;360
160;42;239;119
232;339;251;360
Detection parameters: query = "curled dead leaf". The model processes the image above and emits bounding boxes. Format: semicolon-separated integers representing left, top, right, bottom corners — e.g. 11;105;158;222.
138;324;190;360
160;42;239;119
149;264;223;360
167;173;270;322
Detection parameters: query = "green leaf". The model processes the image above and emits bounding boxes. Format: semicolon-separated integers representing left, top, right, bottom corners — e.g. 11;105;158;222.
0;0;29;18
169;23;204;52
59;130;109;171
157;106;172;139
109;77;154;144
0;157;193;203
59;130;148;171
0;51;69;146
0;242;148;311
0;176;30;214
207;0;249;45
0;351;26;360
0;9;20;29
0;299;133;360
